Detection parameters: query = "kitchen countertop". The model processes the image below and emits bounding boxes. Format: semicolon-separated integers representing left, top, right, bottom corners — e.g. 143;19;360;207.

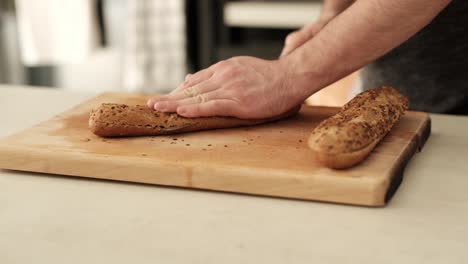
1;85;467;264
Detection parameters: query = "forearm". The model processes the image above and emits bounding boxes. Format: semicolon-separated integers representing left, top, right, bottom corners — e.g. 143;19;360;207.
283;0;451;97
280;0;355;57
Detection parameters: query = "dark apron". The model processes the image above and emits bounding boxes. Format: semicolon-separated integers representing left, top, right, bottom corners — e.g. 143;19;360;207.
361;0;468;115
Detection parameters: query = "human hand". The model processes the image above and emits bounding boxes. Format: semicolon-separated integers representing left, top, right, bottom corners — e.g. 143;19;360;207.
280;19;330;57
147;56;307;119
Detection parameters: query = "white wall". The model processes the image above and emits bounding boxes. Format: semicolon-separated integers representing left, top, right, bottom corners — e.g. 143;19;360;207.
0;13;25;84
56;0;127;93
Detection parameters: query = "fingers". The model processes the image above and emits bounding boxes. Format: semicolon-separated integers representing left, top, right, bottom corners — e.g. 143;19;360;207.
147;85;187;107
177;99;239;118
168;73;193;95
147;96;161;108
153;86;241;118
153;81;220;112
147;69;215;108
280;30;311;57
154;90;218;112
153;81;218;110
147;78;190;108
280;21;325;57
170;69;214;95
153;96;203;112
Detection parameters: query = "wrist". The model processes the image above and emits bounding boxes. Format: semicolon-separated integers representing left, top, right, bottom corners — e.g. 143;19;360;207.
278;52;329;102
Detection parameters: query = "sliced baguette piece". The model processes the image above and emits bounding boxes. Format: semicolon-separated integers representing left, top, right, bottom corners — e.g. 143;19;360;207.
308;86;409;169
89;104;300;137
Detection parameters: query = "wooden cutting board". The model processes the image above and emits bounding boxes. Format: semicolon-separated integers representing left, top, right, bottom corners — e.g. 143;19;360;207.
0;92;430;206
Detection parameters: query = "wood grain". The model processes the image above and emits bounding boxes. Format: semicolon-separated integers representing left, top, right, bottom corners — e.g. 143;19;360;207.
0;92;430;206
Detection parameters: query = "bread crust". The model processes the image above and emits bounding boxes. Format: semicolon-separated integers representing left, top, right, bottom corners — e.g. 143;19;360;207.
89;104;300;137
308;86;409;169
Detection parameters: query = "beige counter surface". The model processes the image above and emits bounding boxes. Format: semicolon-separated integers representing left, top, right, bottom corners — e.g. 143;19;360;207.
1;85;467;263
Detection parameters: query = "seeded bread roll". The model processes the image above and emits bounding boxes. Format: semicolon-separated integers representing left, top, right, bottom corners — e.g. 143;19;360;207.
308;86;409;169
89;104;300;137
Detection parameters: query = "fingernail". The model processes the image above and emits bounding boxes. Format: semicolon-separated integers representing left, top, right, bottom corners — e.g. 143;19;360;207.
154;102;167;111
177;108;186;115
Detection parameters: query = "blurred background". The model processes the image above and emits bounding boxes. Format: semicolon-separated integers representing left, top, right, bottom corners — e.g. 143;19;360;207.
0;0;356;106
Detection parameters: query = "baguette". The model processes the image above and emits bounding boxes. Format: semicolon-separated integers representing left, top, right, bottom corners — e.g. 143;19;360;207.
308;86;409;169
89;104;300;137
